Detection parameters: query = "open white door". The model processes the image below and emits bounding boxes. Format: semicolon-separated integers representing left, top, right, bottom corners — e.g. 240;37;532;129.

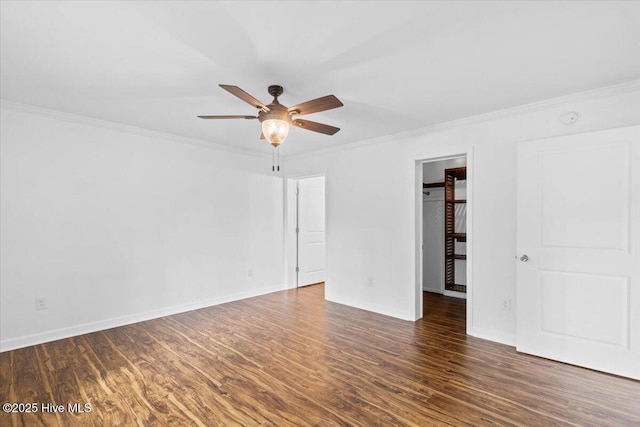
297;176;326;287
516;126;640;379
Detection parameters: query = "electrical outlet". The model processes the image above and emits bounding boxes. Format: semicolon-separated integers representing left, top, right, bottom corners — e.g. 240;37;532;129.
367;277;374;287
35;297;47;310
501;298;511;311
248;268;253;278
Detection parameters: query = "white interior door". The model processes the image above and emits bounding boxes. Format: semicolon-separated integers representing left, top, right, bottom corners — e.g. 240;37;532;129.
297;176;326;287
516;126;640;379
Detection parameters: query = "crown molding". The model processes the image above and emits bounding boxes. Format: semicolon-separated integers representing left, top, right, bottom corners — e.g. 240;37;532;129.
285;79;640;161
0;99;269;159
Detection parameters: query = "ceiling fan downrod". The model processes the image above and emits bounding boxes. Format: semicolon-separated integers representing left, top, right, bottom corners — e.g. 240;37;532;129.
267;85;284;102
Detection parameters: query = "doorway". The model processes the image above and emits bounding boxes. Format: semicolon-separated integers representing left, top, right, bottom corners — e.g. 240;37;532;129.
417;154;472;330
286;175;327;289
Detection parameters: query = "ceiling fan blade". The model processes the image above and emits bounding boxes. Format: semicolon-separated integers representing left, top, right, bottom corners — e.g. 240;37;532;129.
292;119;340;135
288;95;343;116
197;115;258;119
219;85;269;112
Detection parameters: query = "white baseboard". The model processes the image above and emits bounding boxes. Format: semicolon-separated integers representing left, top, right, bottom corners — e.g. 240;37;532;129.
443;290;467;299
324;295;416;322
468;326;516;347
0;284;284;352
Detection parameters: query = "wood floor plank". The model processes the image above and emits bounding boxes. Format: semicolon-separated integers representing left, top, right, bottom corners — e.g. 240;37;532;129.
167;310;366;426
1;285;639;426
4;347;56;427
122;323;292;426
34;342;87;427
0;349;15;425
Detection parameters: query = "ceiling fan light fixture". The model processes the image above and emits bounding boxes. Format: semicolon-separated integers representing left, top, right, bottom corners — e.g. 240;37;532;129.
261;118;289;147
199;84;342;151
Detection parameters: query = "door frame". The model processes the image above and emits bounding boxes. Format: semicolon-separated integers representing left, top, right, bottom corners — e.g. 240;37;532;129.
284;171;327;289
415;150;474;334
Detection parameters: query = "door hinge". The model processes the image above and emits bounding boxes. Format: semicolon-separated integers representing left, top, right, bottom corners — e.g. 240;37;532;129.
296;266;300;273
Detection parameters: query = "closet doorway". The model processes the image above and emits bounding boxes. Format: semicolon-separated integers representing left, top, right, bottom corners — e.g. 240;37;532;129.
286;175;326;289
419;155;470;328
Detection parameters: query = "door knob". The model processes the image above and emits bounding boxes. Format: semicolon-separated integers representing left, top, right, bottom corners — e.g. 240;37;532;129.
520;254;529;262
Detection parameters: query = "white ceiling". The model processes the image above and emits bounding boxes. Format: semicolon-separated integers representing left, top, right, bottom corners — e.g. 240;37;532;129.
2;1;639;156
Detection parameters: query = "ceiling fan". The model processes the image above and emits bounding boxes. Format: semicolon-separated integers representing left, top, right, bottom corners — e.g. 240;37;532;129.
198;84;343;147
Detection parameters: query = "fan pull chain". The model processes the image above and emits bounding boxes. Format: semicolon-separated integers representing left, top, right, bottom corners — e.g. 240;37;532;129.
272;146;281;172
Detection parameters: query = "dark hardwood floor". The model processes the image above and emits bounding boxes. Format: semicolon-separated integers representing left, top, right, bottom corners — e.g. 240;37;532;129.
1;284;639;426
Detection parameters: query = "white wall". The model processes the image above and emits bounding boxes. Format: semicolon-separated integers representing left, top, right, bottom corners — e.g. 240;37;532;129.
423;157;466;184
283;82;640;345
0;104;285;351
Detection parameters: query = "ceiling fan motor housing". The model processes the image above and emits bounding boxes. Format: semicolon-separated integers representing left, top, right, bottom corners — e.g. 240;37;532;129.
258;103;291;124
259;85;291;124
